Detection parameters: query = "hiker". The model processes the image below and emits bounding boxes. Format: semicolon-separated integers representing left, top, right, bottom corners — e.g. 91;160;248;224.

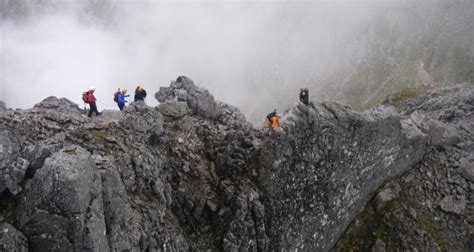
134;85;147;102
300;88;309;105
114;88;129;111
84;86;101;117
265;109;281;131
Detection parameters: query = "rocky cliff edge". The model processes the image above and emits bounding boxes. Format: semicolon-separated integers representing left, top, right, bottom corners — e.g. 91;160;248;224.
0;77;472;251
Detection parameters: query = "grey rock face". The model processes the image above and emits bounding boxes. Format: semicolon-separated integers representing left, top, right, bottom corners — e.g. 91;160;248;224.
375;184;401;210
97;158;134;251
156;76;220;120
459;155;474;182
16;146;109;251
438;195;466;215
334;85;474;251
0;130;23;194
0;223;28;252
158;101;189;119
0;101;6;112
372;239;387;252
0;80;471;252
259;101;426;251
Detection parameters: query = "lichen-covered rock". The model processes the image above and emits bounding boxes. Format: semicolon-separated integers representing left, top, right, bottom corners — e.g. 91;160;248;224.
158;101;189;119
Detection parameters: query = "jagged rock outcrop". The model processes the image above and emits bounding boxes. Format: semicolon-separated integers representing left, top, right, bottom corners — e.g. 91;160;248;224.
258;102;425;251
17;146;109;251
0;77;472;251
0;101;6;112
334;85;474;251
0;222;28;252
156;76;220;120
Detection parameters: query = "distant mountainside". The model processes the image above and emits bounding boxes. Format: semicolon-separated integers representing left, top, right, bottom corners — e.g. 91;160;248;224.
318;1;474;109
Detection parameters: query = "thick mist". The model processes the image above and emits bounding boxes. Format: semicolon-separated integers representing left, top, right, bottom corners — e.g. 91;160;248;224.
1;0;473;123
0;1;371;120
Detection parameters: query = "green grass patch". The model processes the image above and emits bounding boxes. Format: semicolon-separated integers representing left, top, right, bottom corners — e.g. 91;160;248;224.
416;217;449;249
65;149;77;155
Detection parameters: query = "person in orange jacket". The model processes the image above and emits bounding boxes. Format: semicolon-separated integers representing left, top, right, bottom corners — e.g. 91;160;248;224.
265;109;280;131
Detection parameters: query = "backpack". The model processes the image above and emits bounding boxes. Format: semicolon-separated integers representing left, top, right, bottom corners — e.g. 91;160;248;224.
266;111;276;120
82;91;89;104
113;92;119;102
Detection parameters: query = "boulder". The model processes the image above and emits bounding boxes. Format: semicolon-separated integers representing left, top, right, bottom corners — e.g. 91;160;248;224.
187;88;220;120
16;145;109;251
375;184;401;210
155;76;220;120
34;96;82;114
158;101;189;119
459;155;474;182
438;195;466;215
372;239;387;252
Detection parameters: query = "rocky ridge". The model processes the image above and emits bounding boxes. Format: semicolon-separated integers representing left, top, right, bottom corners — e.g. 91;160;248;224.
0;77;472;251
334;85;474;251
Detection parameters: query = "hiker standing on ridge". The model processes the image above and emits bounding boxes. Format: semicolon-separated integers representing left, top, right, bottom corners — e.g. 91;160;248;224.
265;109;281;131
300;88;309;105
134;85;147;102
85;86;101;117
114;88;129;111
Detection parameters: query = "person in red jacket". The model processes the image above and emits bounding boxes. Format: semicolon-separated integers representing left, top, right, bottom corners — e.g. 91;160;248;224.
86;86;101;117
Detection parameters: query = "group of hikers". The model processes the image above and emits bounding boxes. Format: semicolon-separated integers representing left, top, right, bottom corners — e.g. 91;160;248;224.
265;88;309;131
82;84;309;131
82;85;147;117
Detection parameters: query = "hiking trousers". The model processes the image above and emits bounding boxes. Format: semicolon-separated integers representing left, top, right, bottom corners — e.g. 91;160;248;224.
88;103;100;117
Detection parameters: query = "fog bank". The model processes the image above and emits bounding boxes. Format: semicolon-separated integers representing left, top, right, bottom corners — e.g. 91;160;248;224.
1;0;473;123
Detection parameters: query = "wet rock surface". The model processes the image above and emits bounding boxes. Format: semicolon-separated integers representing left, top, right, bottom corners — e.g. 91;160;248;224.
0;78;472;251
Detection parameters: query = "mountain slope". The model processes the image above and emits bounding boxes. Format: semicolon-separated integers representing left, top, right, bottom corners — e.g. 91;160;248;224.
0;77;472;251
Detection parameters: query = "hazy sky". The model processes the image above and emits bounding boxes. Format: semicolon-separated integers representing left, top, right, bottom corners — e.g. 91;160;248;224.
0;1;375;115
1;0;466;123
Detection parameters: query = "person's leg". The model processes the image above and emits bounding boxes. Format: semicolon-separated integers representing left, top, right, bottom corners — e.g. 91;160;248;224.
91;103;99;115
88;107;93;117
119;103;124;111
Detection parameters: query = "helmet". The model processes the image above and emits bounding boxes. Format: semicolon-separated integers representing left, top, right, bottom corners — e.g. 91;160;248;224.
90;86;95;91
122;88;127;94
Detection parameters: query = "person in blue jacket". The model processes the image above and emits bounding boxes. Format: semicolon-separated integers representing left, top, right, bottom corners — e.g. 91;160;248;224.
114;88;129;111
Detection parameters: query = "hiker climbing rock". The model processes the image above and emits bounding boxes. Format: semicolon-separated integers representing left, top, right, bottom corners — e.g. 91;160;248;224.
300;88;309;105
134;85;147;102
83;86;101;117
265;109;281;131
114;88;129;111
